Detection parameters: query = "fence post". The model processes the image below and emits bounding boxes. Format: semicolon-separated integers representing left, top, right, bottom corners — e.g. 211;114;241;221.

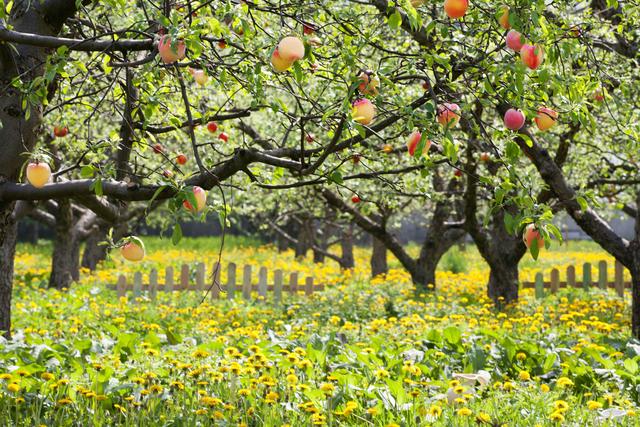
289;272;298;295
583;262;592;289
305;277;314;296
211;262;221;300
598;260;607;290
227;263;236;300
242;265;252;300
117;275;126;298
550;268;559;294
258;267;268;300
615;261;624;298
274;269;283;304
196;262;205;293
165;266;174;294
133;272;142;299
534;272;544;299
149;268;158;302
567;265;576;288
180;264;189;290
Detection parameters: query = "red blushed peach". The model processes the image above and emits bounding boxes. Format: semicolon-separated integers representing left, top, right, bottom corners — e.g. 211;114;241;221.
520;44;544;69
504;108;526;131
506;30;525;52
534;107;558;131
437;103;461;128
444;0;468;19
270;47;294;72
352;99;375;125
26;162;51;188
158;35;186;64
407;131;431;156
358;72;380;96
121;239;145;262
277;36;305;61
499;6;510;29
183;186;207;212
523;224;544;250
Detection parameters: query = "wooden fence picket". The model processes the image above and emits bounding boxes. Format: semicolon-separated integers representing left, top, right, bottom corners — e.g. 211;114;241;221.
242;265;252;300
274;269;283;304
550;268;559;294
598;261;607;290
534;273;544;299
567;265;576;288
583;263;592;289
258;267;267;299
305;277;314;296
117;275;126;298
149;269;158;302
180;264;189;290
210;262;221;299
133;272;142;298
196;262;205;292
289;272;298;295
227;263;236;300
166;266;174;293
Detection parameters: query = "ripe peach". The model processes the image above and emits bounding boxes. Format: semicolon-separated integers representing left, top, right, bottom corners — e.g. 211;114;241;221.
270;47;294;72
158;35;186;64
219;132;229;142
382;144;393;153
189;68;208;86
277;36;305;62
523;224;544;250
183;186;207;212
176;154;187;165
358;72;380;96
351;195;360;203
53;126;69;137
26;162;51;188
480;152;490;162
534;107;558;131
506;30;524;52
207;122;218;133
499;6;510;29
504;108;526;131
121;239;145;262
444;0;468;19
352;99;375;125
520;44;544;69
407;131;431;156
437;103;461;128
454;169;463;177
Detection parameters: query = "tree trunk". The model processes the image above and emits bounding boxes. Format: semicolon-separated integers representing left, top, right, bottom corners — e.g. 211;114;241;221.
81;225;109;270
340;224;355;269
487;261;519;308
276;232;288;252
0;203;17;338
313;221;330;263
409;257;438;293
632;192;640;339
370;236;388;277
294;217;313;259
49;200;76;289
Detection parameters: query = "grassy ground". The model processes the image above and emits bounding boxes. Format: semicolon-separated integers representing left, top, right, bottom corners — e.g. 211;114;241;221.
1;238;638;426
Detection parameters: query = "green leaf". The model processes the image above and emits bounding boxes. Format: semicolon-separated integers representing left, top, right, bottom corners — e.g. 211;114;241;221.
624;358;638;374
576;196;588;211
329;171;343;184
171;223;182;246
388;10;402;29
443;326;461;345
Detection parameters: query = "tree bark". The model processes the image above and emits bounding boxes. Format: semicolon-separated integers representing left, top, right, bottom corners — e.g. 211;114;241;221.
632;192;640;338
294;216;313;258
81;225;109;270
49;200;75;289
487;261;520;307
370;236;388;277
0;203;17;338
340;223;355;269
